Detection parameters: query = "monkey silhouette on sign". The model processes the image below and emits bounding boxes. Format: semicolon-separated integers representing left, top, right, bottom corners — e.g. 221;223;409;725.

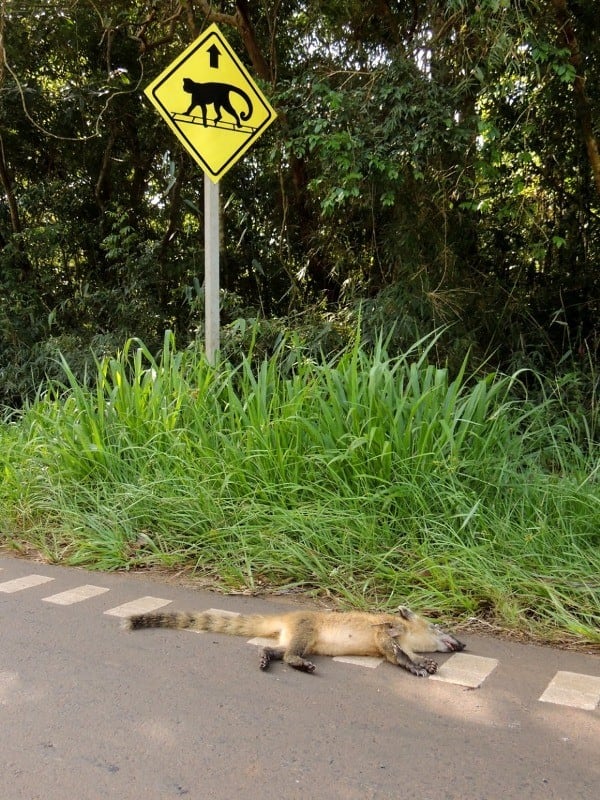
182;78;253;128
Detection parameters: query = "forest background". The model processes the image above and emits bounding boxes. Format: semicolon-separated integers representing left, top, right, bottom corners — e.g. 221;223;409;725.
0;1;598;643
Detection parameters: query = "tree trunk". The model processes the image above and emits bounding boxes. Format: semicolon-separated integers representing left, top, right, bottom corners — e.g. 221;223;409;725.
0;132;22;235
0;131;33;279
234;0;272;81
551;0;600;195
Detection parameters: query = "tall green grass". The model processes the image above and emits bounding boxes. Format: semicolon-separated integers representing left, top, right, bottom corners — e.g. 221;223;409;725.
1;330;598;643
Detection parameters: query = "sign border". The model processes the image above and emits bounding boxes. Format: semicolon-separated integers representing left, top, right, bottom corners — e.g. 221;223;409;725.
145;24;277;181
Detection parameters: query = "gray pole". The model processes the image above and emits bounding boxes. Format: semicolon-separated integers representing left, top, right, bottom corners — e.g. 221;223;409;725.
204;175;220;365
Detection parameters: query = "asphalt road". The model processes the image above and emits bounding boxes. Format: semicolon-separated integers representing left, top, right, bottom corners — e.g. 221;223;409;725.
1;555;598;799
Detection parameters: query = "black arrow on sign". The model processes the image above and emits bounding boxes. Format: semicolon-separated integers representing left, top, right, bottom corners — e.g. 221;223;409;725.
208;44;221;69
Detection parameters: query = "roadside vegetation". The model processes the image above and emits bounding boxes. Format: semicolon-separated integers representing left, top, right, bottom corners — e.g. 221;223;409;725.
1;2;599;648
1;330;598;645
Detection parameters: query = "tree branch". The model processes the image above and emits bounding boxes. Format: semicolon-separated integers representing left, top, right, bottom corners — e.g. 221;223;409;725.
134;4;185;54
95;127;116;212
189;1;273;81
192;0;237;31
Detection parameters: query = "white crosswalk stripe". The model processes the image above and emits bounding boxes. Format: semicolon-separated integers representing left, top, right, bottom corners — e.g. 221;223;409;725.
333;655;383;668
0;574;54;593
539;670;600;710
42;585;110;605
104;596;172;618
247;636;274;647
430;653;499;688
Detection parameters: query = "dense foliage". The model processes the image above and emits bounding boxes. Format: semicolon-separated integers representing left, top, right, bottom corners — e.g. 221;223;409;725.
1;3;598;639
1;1;599;403
1;333;598;642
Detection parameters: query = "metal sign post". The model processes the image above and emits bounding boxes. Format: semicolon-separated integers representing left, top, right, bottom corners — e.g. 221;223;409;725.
204;175;220;364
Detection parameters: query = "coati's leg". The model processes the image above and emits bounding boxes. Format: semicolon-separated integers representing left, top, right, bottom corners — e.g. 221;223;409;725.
283;651;316;673
260;646;285;671
282;624;318;673
391;641;438;677
260;643;316;673
260;624;318;673
377;633;438;677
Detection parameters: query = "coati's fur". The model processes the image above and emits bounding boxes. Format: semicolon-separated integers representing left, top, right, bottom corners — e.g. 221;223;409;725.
124;606;465;677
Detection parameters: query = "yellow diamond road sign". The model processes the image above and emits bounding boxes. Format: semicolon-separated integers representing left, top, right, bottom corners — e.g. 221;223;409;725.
145;24;277;182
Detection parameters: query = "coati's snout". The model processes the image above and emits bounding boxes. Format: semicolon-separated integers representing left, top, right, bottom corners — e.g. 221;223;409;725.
393;607;466;657
435;630;466;652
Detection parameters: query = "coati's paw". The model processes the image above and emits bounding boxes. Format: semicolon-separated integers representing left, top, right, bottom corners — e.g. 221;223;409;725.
421;658;438;675
259;653;271;671
284;654;317;673
290;659;316;673
409;659;438;677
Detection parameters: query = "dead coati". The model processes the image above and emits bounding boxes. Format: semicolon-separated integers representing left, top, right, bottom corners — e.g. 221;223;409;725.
124;607;465;677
